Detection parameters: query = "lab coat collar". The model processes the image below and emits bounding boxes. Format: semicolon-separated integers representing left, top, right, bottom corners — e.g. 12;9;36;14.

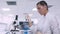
46;12;50;17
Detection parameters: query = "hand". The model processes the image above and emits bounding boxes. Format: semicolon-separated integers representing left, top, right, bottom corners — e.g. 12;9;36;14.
37;31;42;34
25;14;32;27
26;14;31;20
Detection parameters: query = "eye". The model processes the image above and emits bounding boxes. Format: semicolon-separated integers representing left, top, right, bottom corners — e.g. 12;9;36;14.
37;8;41;10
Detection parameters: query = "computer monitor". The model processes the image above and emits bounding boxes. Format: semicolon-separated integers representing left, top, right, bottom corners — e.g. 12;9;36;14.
19;21;29;25
19;21;29;30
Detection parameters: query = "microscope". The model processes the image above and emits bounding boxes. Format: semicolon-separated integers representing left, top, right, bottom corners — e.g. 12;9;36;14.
10;14;32;34
10;15;19;34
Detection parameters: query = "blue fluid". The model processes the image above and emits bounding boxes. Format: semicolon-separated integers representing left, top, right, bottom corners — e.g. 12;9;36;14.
24;30;28;34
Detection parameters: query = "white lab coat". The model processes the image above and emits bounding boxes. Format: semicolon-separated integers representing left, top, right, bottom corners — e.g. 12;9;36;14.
30;12;60;34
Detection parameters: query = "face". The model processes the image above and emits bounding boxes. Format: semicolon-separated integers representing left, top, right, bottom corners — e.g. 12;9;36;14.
37;4;47;15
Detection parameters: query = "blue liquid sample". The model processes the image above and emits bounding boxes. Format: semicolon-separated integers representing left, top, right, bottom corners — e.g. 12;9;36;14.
24;31;28;34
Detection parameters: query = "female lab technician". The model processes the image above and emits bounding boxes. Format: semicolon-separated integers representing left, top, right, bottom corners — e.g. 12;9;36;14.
27;1;60;34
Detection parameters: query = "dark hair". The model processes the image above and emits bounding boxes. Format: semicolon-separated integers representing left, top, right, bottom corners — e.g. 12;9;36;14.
36;1;48;10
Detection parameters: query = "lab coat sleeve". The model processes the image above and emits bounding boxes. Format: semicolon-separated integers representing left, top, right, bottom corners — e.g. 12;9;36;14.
43;16;60;34
50;16;60;34
37;23;42;32
36;19;51;34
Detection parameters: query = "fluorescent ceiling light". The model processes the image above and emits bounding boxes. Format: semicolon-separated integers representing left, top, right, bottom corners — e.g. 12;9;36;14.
2;8;10;11
32;8;37;11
